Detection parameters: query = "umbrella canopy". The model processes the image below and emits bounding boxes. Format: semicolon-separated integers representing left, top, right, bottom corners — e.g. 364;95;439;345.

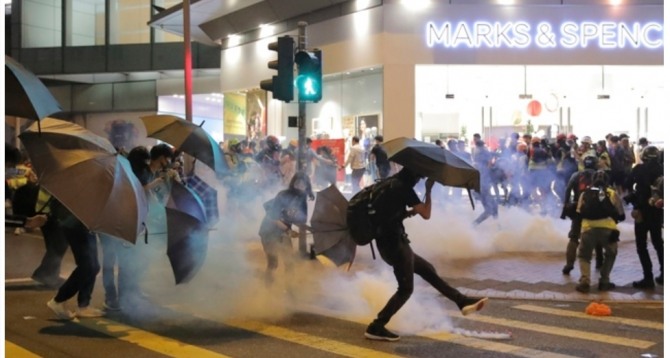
19;120;148;243
381;137;481;192
140;115;228;175
5;55;62;121
166;181;209;284
310;185;356;269
184;174;219;225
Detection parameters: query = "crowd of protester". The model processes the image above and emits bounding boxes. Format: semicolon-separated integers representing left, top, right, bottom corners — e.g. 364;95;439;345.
5;128;663;320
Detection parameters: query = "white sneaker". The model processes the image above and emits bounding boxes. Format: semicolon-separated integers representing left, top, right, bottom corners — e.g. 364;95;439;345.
47;299;74;320
76;306;105;318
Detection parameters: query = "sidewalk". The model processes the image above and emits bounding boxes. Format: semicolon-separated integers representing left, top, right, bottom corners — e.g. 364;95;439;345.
438;239;664;303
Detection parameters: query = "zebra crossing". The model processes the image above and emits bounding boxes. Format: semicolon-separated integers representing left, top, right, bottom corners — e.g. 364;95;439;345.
6;302;663;357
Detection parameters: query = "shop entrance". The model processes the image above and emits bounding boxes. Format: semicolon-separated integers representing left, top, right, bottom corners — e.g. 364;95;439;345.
416;65;665;149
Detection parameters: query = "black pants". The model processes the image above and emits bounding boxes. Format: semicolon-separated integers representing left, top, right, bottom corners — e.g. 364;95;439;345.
634;210;663;279
54;225;100;308
373;228;465;326
351;168;366;193
32;217;69;281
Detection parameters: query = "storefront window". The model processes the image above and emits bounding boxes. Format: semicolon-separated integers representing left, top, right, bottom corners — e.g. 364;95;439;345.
305;67;383;140
66;0;105;46
21;0;62;48
109;0;150;44
416;65;664;148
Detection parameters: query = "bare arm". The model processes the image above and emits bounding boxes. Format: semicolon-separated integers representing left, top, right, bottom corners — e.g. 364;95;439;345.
409;179;435;219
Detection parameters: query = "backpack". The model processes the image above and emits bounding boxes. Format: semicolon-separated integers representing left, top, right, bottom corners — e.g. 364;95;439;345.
579;187;619;221
346;178;399;246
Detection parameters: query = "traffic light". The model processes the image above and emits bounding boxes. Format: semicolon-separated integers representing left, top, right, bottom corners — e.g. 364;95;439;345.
260;36;295;102
294;49;322;102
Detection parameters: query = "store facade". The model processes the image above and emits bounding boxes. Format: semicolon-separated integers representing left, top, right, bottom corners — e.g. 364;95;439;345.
214;2;663;147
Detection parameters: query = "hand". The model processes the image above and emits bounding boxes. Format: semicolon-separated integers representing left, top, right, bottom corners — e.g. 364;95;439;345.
25;214;48;229
425;179;435;193
654;199;663;208
560;207;567;220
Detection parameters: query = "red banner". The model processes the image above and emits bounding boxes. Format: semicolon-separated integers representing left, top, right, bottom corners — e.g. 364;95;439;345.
312;138;345;182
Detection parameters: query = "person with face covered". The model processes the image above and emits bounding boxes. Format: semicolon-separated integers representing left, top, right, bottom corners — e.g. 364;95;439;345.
259;172;313;285
364;167;487;342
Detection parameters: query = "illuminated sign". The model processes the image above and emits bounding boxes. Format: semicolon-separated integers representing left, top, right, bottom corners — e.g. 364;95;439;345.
426;21;663;49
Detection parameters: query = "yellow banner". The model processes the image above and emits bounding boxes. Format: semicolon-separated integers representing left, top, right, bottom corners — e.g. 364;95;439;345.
224;92;246;136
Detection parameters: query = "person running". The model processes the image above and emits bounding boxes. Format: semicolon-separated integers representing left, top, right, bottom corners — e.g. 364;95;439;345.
364;167;487;342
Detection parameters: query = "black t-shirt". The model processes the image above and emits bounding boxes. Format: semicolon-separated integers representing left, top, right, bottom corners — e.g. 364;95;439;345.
377;179;421;233
370;144;390;170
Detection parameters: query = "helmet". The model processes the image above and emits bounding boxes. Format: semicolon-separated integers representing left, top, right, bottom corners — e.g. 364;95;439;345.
591;170;610;187
581;136;592;144
583;155;597;169
642;145;660;163
516;142;528;152
568;133;578;141
556;133;567;142
531;136;541;144
266;135;281;151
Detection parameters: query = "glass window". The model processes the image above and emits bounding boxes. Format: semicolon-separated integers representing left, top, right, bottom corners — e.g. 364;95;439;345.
153;0;183;43
110;0;150;44
21;0;62;48
66;0;105;46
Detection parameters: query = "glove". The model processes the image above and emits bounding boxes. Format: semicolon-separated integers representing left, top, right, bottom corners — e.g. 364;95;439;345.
560;207;567;220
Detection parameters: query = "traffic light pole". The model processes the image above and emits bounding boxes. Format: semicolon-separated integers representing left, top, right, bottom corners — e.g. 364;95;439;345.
297;21;308;257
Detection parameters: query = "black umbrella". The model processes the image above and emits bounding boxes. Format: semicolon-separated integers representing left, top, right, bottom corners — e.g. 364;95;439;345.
140;115;228;176
165;181;209;284
382;137;480;191
5;55;62;129
310;185;356;269
382;137;480;209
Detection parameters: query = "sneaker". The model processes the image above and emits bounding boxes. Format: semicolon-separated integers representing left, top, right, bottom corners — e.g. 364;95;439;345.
632;278;655;290
458;297;488;316
562;266;573;275
47;298;74;320
655;274;663;286
76;306;105;318
103;300;121;312
598;282;616;291
364;323;400;342
575;283;590;293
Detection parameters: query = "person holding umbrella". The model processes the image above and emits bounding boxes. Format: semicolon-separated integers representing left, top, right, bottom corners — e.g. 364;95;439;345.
46;200;104;320
258;172;313;285
364;167;487;342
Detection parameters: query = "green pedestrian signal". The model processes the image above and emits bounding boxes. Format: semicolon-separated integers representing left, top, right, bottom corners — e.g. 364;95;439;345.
294;49;322;102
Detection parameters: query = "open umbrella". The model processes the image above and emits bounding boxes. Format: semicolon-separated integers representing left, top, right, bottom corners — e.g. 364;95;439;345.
5;55;62;124
19;119;148;243
140;115;227;175
382;137;480;192
165;181;209;284
310;185;356;269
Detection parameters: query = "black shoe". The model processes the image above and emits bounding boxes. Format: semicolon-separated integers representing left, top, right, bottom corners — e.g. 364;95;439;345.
575;282;590;293
632;278;655;290
562;266;573;275
364;323;400;342
598;282;616;291
458;297;488;316
655;274;663;286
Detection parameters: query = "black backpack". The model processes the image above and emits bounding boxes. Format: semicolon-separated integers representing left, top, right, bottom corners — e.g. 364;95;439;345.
346;177;399;246
579;187;619;221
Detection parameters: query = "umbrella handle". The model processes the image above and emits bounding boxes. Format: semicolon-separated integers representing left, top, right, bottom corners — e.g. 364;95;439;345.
467;189;475;210
369;242;376;260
